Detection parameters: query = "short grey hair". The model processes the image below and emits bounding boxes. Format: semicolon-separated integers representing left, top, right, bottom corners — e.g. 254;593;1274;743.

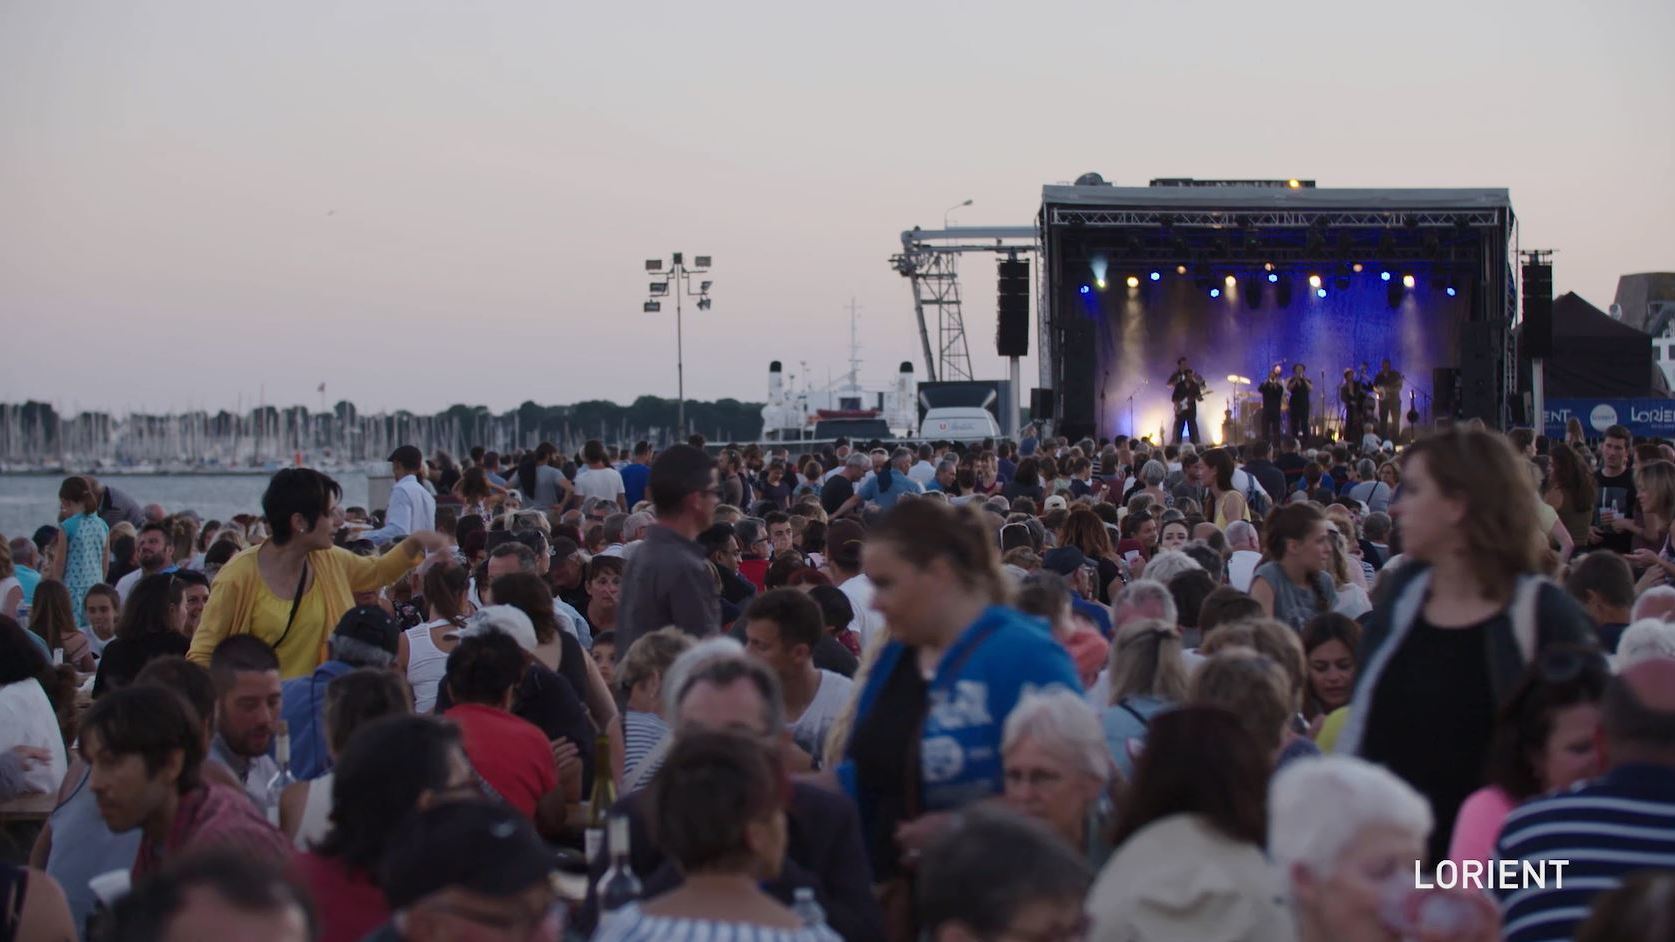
1002;688;1112;784
1140;549;1202;588
891;447;914;464
1140;460;1167;487
1224;519;1258;550
329;633;396;669
663;637;785;736
1617;619;1675;669
845;452;872;470
1356;458;1377;480
1270;756;1432;878
936;457;958;474
1113;579;1177;627
623;511;655;542
1630;586;1675;623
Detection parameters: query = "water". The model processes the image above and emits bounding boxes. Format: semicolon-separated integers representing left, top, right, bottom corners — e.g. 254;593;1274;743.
0;473;371;538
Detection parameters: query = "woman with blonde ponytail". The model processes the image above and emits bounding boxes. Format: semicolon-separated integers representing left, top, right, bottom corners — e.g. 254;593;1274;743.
829;497;1079;932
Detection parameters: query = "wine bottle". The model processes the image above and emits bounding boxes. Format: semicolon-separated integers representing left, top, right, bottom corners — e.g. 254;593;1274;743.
263;720;297;827
584;732;615;866
599;813;642;914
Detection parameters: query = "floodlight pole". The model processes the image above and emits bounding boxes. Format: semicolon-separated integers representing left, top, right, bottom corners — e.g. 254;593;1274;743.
645;254;713;441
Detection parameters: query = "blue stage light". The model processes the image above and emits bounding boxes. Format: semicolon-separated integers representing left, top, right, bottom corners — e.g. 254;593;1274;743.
1380;271;1392;282
1149;271;1161;282
1079;284;1091;295
1267;273;1279;284
1316;288;1328;298
1446;286;1458;297
1209;288;1221;299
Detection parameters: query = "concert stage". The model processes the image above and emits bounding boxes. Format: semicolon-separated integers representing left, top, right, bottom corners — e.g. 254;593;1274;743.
1038;180;1517;443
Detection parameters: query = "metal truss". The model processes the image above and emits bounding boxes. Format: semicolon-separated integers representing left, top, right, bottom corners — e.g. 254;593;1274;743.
891;226;1039;382
1047;208;1505;229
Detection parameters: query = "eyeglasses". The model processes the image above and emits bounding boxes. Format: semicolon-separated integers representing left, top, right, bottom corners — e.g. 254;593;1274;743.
1002;767;1065;789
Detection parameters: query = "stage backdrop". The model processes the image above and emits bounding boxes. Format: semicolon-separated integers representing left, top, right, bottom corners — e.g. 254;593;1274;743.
1085;270;1467;442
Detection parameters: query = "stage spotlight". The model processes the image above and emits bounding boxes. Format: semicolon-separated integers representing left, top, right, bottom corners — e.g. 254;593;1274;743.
1126;275;1140;288
1267;272;1279;283
1316;288;1328;299
1287;178;1302;189
1446;286;1458;297
1386;282;1403;308
1308;274;1323;289
1095;278;1107;290
1264;262;1275;272
1079;284;1091;295
1402;274;1417;289
1210;287;1222;299
1352;263;1364;273
1224;274;1237;287
1149;271;1161;282
1380;271;1392;282
1176;265;1188;275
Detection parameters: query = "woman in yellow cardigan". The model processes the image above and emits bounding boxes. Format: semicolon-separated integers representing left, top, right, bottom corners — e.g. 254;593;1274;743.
189;468;443;678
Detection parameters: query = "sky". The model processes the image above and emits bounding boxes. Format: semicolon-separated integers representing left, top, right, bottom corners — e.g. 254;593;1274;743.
2;0;1671;417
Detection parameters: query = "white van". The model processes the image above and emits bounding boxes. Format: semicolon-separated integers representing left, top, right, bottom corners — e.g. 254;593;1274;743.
920;407;1002;442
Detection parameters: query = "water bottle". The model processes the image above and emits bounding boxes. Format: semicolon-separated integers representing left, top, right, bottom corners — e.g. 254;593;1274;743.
263;721;297;827
792;887;827;929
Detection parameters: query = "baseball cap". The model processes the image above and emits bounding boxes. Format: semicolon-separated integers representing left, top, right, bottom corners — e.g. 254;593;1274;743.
333;605;400;656
827;520;866;570
1043;495;1069;512
1041;546;1088;576
380;801;556;909
387;444;424;468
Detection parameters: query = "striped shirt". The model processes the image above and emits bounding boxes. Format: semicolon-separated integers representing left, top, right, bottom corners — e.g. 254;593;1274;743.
592;904;841;942
1493;763;1675;942
622;711;669;791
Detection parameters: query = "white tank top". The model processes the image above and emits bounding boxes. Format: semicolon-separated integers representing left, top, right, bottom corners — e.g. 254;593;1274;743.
406;619;456;714
293;773;334;851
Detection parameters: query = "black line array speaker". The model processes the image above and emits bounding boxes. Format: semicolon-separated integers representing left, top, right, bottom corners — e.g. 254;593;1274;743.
1521;261;1553;359
1029;387;1054;422
1459;321;1505;422
1058;313;1096;440
996;258;1030;358
1433;367;1460;418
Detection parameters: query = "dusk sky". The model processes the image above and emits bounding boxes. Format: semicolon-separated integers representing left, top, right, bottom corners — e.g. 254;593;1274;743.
3;1;1670;416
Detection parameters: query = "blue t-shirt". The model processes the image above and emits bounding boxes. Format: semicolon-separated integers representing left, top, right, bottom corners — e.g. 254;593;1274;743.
620;462;651;508
281;660;356;780
840;606;1081;814
856;470;924;511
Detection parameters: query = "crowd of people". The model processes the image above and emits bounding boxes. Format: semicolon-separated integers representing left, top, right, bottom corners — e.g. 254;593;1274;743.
2;422;1674;942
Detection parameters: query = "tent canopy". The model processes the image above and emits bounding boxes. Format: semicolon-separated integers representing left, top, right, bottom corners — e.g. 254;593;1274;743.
1524;292;1663;398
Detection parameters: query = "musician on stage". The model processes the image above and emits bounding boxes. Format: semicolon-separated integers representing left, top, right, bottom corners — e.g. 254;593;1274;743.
1258;365;1285;444
1168;357;1204;445
1374;358;1404;440
1339;368;1362;440
1286;363;1312;443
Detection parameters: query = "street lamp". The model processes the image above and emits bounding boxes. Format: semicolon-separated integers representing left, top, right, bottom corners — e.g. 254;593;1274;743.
644;253;714;439
944;198;973;231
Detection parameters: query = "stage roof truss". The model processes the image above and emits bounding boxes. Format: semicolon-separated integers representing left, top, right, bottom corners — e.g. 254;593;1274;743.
1047;208;1504;229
